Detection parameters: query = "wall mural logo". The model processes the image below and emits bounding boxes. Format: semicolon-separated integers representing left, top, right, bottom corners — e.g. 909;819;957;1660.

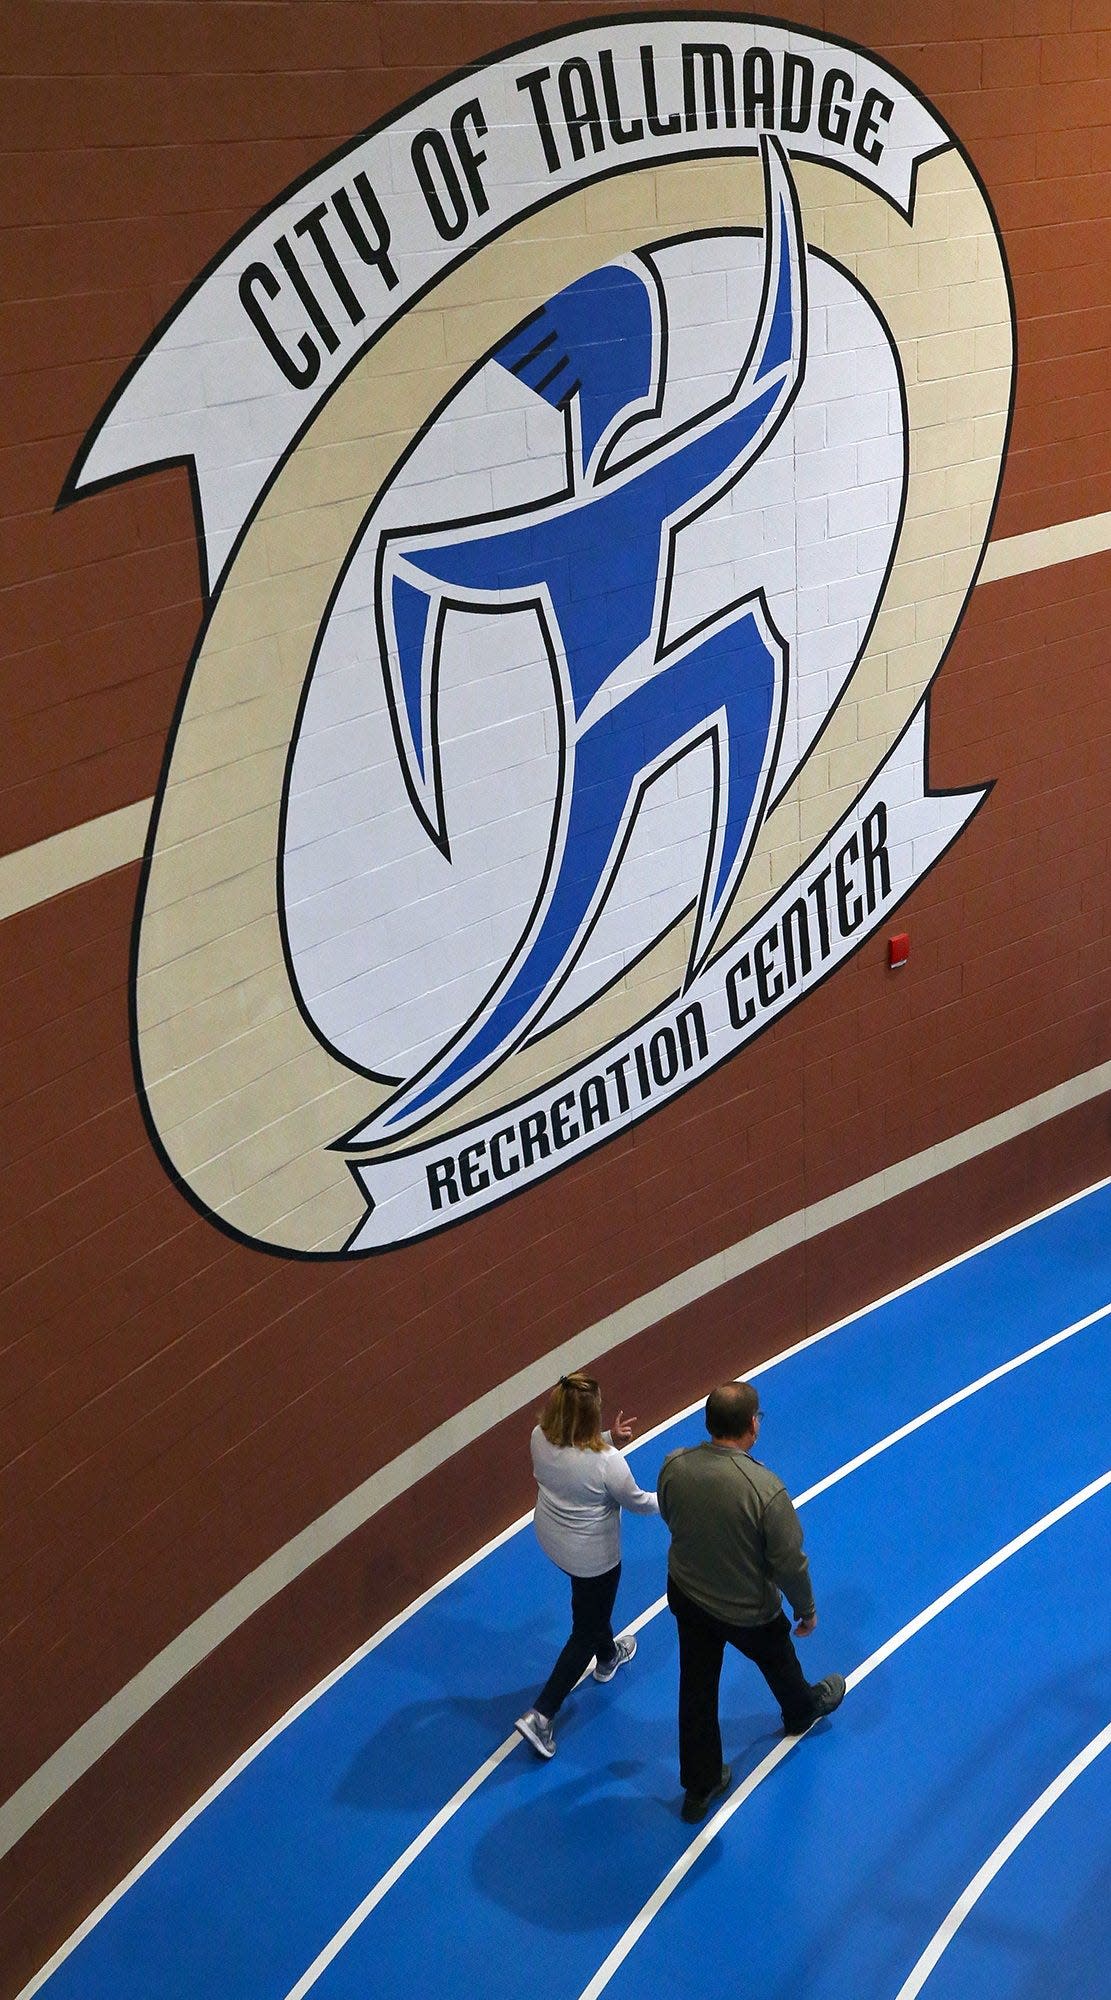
67;17;1014;1255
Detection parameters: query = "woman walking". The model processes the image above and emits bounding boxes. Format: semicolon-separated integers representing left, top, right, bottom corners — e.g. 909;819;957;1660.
515;1372;659;1759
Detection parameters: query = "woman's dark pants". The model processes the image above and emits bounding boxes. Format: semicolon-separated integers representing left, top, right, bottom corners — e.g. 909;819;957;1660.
667;1575;817;1793
535;1563;621;1719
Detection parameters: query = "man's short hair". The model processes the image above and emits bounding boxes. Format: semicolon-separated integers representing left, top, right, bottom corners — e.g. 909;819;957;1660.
705;1381;759;1438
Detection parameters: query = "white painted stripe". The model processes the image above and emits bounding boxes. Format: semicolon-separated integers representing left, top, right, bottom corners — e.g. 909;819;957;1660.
629;1296;1111;1634
11;1524;530;2000
4;1158;1109;1881
1;513;1108;927
892;1719;1111;2000
282;1736;520;2000
790;1302;1111;1506
577;1471;1111;2000
269;1302;1111;2000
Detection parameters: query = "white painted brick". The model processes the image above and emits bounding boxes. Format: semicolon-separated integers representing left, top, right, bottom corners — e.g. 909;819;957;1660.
856;524;896;576
793;403;827;453
807;619;858;671
824;301;863;354
817;349;859;400
827;390;890;447
804;532;857;587
795;583;828;634
837;481;890;535
670;270;730;327
452;407;528;475
793;443;857;501
796;666;832;718
794;495;827;548
828;572;876;624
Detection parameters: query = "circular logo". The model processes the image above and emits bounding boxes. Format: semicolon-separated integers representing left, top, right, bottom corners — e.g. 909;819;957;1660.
68;17;1014;1254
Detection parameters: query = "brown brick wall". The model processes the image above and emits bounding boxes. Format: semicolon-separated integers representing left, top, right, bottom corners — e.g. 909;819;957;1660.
1;3;1109;1989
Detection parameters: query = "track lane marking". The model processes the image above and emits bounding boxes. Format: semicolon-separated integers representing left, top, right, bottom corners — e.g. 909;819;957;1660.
892;1718;1111;2000
283;1739;519;2000
276;1304;1111;2000
575;1471;1111;2000
12;1172;1109;1895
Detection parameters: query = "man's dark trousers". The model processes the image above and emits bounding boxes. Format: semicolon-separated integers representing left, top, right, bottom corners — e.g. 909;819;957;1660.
667;1575;817;1792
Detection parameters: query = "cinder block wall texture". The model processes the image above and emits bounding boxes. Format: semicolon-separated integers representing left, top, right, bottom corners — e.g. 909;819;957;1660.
1;4;1108;1990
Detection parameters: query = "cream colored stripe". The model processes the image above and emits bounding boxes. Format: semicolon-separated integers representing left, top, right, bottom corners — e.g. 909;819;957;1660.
1;1061;1108;1859
978;508;1111;583
0;799;153;922
2;509;1109;929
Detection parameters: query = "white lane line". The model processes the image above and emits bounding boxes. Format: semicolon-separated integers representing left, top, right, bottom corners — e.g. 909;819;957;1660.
893;1718;1111;2000
276;1304;1111;1999
629;1298;1111;1641
18;1204;1110;1999
793;1301;1111;1508
629;1172;1111;1458
577;1470;1111;2000
13;1523;534;2000
28;1193;1106;2000
281;1650;608;2000
283;1737;519;2000
11;1169;1110;1889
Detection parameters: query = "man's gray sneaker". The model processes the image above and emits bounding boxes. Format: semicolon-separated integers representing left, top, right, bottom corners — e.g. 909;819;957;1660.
813;1673;846;1717
784;1672;847;1735
515;1708;556;1758
594;1634;637;1683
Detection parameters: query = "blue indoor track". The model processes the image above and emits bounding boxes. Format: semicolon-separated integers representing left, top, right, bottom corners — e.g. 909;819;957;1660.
25;1182;1111;2000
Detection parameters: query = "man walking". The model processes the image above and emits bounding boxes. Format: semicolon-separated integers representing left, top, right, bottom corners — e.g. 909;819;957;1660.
658;1381;846;1822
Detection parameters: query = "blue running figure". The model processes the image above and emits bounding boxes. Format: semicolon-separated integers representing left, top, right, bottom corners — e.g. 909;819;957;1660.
362;135;806;1139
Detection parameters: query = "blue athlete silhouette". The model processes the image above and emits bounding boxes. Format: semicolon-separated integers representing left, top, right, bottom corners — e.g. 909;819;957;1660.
365;135;806;1138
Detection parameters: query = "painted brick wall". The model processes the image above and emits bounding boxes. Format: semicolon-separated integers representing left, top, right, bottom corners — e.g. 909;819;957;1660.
1;4;1109;1990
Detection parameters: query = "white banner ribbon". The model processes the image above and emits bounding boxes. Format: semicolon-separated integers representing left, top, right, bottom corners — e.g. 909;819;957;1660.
70;18;947;590
346;708;984;1250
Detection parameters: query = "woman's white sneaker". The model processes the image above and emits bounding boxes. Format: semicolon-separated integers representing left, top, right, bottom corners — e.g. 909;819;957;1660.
594;1634;637;1682
515;1708;556;1758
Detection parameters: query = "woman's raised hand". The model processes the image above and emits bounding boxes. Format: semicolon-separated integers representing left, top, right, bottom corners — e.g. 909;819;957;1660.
611;1409;637;1443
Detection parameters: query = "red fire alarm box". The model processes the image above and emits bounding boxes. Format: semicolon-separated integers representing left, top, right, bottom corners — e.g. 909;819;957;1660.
888;933;910;969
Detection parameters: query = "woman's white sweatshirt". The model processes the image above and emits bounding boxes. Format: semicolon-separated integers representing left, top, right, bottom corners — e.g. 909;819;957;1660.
530;1425;659;1577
